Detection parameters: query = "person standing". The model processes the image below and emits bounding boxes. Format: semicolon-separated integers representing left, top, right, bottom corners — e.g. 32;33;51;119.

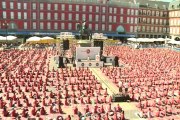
124;81;129;95
118;80;123;95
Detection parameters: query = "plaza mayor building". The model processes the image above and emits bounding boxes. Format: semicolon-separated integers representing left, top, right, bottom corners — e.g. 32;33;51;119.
0;0;176;39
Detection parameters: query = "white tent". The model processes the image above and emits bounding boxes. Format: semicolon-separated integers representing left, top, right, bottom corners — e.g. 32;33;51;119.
6;35;17;40
136;38;154;42
155;38;165;42
41;36;54;40
127;38;137;42
168;40;180;45
0;36;6;40
26;36;41;42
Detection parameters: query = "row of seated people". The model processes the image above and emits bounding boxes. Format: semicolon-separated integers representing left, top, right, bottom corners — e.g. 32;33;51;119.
0;49;125;120
101;46;180;119
1;102;125;120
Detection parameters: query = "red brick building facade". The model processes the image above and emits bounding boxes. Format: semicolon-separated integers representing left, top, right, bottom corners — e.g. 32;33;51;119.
0;0;138;37
0;0;170;38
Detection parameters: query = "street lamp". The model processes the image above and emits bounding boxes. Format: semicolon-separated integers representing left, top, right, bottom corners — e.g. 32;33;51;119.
2;21;9;42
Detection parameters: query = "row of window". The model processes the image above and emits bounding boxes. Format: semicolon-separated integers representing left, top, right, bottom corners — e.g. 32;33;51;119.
127;9;139;16
139;18;168;25
2;11;139;24
2;1;135;15
23;22;114;31
169;11;180;17
169;19;180;26
139;9;168;17
170;27;180;34
138;26;169;33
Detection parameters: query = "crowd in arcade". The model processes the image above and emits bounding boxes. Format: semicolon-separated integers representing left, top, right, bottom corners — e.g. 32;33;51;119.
0;49;125;120
102;46;180;119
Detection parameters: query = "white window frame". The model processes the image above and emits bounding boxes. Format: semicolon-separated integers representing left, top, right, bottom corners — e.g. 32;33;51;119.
89;14;92;21
130;17;134;24
130;26;133;32
127;17;130;23
114;8;117;14
69;5;72;11
61;4;65;11
47;13;51;20
135;10;139;15
32;3;36;10
68;13;72;20
54;4;58;10
113;16;116;23
89;6;92;12
61;13;65;20
24;22;27;29
68;23;72;30
2;2;6;9
47;22;51;30
54;23;58;30
95;15;99;22
40;22;44;30
32;12;36;20
32;22;36;29
17;3;21;9
54;13;58;20
61;23;65;30
109;7;112;13
40;3;44;10
10;2;14;9
47;4;51;10
82;14;86;20
102;24;105;31
127;9;130;15
131;9;134;15
134;26;137;32
108;25;112;31
24;12;27;19
10;12;14;19
120;8;124;14
83;5;86;12
96;6;99;12
24;3;27;10
76;5;79;11
40;12;44;20
89;24;92;30
102;15;105;22
102;7;106;13
109;16;112;23
3;11;7;19
76;14;79;21
18;12;21;19
120;17;123;23
95;24;98;30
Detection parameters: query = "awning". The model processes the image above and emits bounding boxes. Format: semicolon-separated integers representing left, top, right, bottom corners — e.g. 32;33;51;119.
0;31;60;35
0;31;136;38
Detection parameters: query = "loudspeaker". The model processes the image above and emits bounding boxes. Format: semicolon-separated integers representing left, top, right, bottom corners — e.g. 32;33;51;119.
58;56;65;68
94;41;103;50
63;40;69;50
114;56;119;67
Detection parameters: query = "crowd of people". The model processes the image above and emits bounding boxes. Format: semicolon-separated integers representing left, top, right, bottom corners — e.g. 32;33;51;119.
102;46;180;119
0;48;125;120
